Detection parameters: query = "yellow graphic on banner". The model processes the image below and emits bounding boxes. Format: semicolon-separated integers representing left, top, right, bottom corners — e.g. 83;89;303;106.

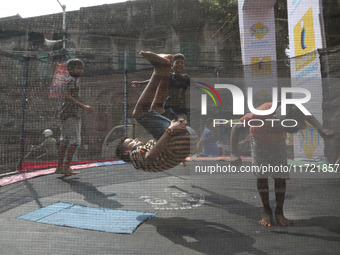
294;7;316;71
240;29;244;46
297;124;320;160
249;22;269;40
251;56;272;76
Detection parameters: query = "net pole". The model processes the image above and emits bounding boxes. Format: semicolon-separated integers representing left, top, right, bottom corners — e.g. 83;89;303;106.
18;57;30;171
216;66;225;155
124;50;128;137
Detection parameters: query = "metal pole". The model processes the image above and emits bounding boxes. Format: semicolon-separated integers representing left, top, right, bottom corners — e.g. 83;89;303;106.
57;0;66;50
62;5;66;50
216;66;225;155
216;66;220;81
124;50;128;137
18;57;29;171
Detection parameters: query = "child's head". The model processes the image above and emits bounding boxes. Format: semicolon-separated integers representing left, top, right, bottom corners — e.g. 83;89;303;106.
276;105;306;133
172;53;186;74
67;58;84;77
116;137;131;162
173;53;186;62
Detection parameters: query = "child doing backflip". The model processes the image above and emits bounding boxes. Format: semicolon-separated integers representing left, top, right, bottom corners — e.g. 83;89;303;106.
116;51;196;171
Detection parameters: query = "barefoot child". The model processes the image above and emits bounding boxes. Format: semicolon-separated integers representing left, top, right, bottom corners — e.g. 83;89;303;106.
116;51;196;171
55;59;94;176
230;103;333;227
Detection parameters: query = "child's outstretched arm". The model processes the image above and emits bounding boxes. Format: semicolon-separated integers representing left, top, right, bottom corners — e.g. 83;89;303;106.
131;80;149;88
65;90;94;114
230;125;244;166
305;115;334;138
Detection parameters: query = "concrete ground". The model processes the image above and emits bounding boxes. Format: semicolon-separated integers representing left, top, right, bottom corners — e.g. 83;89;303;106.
0;161;340;255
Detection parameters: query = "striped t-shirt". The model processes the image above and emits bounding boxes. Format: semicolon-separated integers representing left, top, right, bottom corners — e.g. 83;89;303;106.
129;133;197;172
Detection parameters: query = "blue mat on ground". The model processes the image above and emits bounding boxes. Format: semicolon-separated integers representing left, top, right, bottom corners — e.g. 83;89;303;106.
17;202;157;234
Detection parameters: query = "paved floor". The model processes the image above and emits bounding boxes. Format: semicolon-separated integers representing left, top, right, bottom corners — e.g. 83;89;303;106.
0;161;340;255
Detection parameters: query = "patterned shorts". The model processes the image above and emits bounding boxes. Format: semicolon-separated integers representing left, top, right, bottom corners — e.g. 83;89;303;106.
251;137;290;179
60;117;81;146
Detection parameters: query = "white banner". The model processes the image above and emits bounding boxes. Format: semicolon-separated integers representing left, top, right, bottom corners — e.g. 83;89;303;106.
287;0;326;160
238;0;278;108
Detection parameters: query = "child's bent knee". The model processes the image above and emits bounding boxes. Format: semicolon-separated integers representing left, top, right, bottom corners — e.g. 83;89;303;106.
150;104;164;114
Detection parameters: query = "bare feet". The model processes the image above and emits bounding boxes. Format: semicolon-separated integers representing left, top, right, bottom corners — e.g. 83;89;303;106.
63;167;79;176
139;51;173;66
259;210;273;227
54;167;64;174
159;53;174;64
275;211;292;226
55;166;79;176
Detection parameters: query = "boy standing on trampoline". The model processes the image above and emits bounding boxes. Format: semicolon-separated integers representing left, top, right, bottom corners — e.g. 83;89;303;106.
116;51;196;171
230;103;333;227
55;59;94;176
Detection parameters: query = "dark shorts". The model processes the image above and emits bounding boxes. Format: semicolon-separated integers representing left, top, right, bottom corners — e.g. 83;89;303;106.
136;108;196;140
251;137;290;179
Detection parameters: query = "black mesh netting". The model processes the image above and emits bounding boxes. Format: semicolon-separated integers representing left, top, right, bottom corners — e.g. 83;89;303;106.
0;0;339;174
